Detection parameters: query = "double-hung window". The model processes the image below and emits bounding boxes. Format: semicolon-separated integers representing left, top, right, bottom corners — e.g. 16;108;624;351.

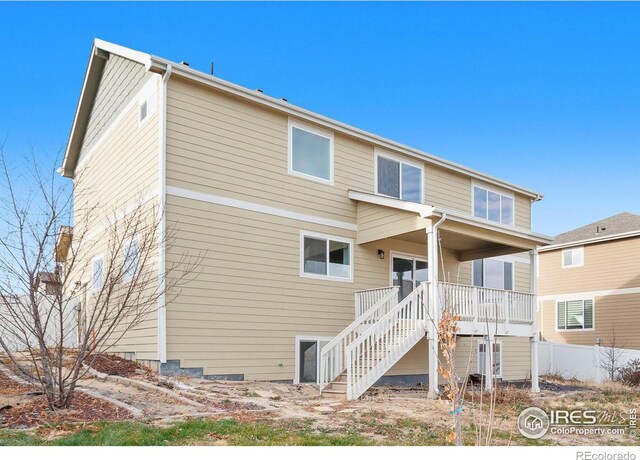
288;120;334;184
557;299;594;330
92;256;104;292
300;232;353;281
472;258;514;291
473;185;514;226
376;151;423;203
123;238;140;282
562;247;584;268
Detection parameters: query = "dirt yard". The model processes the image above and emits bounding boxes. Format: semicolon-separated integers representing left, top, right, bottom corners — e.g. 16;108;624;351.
1;355;639;446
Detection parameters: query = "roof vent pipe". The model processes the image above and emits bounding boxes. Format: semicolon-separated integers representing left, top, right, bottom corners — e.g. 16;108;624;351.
180;61;189;67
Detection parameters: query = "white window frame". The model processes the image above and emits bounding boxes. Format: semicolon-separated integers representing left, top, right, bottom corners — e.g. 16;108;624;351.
294;335;334;384
288;119;334;185
561;246;584;269
477;339;503;379
471;182;515;227
555;298;595;332
374;148;424;204
472;258;515;291
299;230;354;283
388;251;429;287
122;237;140;282
92;255;105;292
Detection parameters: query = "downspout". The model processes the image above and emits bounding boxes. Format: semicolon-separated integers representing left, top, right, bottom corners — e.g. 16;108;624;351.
427;211;446;399
157;64;172;364
431;211;447;323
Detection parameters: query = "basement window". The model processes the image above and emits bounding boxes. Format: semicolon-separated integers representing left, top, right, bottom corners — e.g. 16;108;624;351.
295;336;333;384
478;340;502;378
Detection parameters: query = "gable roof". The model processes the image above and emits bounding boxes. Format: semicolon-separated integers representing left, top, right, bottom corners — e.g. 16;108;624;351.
540;212;640;251
62;39;544;200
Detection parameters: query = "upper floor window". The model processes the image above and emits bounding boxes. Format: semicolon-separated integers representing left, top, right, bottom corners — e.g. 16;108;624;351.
473;258;513;290
557;299;594;330
473;185;514;226
375;151;423;203
92;256;104;291
562;247;584;268
288;120;334;184
300;231;353;282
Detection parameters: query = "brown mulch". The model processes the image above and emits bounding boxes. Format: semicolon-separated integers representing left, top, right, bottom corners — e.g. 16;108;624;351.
0;391;134;429
84;354;153;378
0;368;134;429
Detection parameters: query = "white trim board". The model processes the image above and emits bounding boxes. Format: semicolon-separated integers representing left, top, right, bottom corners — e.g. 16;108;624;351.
167;186;357;231
538;286;640;302
539;230;640;252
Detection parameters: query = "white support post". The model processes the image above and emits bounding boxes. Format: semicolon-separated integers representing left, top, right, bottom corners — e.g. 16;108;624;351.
484;337;494;391
529;249;540;393
426;222;439;399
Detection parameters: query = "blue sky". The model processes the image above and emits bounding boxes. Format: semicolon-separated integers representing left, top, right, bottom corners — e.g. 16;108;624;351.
0;2;638;236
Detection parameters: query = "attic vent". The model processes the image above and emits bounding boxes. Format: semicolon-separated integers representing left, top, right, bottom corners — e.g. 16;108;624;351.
139;100;148;122
596;226;607;234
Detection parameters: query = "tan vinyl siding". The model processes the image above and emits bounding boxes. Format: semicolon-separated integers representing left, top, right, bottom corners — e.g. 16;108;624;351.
166;76;371;225
389;336;531;381
425;165;471;213
538;237;640;295
71;71;161;361
515;194;532;230
80;55;150;157
165;194;476;379
514;261;531;293
540;293;640;350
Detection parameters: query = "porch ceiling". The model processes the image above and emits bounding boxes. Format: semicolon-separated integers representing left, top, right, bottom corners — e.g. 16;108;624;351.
349;190;553;262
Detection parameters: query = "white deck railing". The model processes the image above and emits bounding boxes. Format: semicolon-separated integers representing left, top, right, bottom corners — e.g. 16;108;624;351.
345;283;428;400
319;286;399;391
438;282;534;326
354;286;398;318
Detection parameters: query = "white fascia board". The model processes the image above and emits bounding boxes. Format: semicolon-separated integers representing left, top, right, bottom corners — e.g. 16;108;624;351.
347;190;435;218
432;207;554;245
538;230;640;252
94;38;153;70
147;55;543;200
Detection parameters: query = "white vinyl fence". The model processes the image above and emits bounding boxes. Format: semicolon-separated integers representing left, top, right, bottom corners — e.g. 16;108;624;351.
538;341;640;383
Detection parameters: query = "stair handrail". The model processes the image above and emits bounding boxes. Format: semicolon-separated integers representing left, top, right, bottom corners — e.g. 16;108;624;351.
345;282;429;400
319;286;399;391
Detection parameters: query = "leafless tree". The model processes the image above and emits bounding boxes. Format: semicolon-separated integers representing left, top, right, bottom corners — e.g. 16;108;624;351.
599;328;628;381
0;147;200;409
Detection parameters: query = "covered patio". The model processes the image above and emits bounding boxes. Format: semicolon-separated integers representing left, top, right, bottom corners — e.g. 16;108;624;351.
348;190;553;396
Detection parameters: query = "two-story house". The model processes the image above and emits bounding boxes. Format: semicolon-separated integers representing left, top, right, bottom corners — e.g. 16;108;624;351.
538;212;640;351
59;39;552;400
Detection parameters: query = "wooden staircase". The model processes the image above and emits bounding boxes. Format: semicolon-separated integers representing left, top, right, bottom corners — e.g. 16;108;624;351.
320;284;429;400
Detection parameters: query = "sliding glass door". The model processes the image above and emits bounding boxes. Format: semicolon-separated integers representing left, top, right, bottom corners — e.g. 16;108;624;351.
392;255;428;299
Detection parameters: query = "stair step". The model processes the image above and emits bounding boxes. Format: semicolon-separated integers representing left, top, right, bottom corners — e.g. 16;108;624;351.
322;389;347;400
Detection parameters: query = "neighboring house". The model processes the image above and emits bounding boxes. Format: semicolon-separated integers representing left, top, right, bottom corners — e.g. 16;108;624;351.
58;39;552;400
538;212;640;350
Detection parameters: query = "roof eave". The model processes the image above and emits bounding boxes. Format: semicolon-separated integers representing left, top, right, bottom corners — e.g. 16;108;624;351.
148;56;544;200
539;230;640;252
